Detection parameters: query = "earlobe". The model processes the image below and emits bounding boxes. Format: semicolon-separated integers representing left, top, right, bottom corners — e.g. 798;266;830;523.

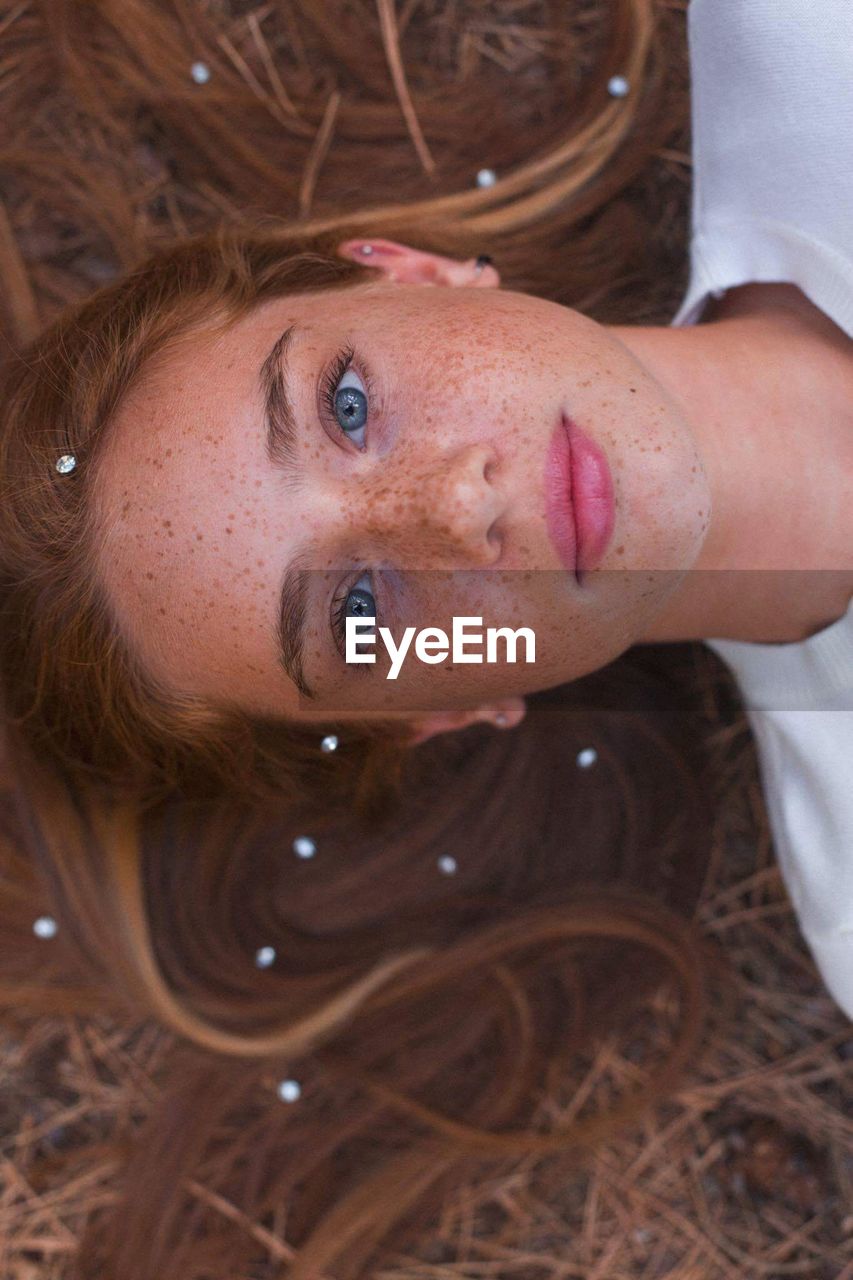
408;696;527;746
336;239;500;289
407;709;473;747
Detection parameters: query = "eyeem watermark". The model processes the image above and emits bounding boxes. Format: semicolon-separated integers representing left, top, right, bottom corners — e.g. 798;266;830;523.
346;615;536;680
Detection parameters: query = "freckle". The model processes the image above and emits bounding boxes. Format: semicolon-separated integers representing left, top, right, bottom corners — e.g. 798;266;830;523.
630;387;636;393
159;607;166;615
163;519;171;528
225;527;233;534
196;533;203;541
145;571;155;580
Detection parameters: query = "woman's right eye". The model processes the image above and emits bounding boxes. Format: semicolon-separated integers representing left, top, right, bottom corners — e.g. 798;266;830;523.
345;573;376;620
332;572;377;655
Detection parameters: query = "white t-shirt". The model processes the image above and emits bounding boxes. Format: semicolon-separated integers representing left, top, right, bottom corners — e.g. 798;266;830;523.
669;0;853;1019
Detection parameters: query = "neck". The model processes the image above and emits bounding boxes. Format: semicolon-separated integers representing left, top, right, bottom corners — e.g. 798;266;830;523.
608;305;853;644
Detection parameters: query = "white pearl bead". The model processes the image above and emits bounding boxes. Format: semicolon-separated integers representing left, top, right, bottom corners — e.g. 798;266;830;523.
277;1078;301;1103
320;734;338;753
576;747;598;768
33;916;58;938
190;61;211;84
255;946;276;968
607;75;629;98
437;855;457;875
476;168;497;188
293;835;316;859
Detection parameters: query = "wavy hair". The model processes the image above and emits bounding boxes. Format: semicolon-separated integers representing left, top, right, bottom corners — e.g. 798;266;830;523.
0;1;741;1276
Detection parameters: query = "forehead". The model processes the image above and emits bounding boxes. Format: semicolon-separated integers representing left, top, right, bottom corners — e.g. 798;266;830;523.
90;298;311;703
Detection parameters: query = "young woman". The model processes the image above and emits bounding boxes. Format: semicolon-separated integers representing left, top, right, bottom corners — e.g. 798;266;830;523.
0;0;849;1275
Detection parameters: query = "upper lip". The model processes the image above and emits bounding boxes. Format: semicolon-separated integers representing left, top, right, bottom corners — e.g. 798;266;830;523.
543;415;580;582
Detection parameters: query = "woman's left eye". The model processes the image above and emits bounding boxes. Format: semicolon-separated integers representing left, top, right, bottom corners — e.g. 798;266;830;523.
320;349;369;449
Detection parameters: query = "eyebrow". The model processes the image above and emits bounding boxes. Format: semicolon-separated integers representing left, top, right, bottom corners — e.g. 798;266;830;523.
260;324;300;472
259;325;319;701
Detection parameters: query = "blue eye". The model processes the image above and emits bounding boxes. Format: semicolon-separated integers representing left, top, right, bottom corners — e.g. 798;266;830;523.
345;575;376;620
331;572;377;657
320;346;369;448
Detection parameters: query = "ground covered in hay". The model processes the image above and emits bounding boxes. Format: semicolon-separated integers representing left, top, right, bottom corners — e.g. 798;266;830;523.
0;0;850;1275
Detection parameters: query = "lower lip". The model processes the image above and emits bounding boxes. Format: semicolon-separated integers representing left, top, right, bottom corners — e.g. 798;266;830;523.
545;415;615;582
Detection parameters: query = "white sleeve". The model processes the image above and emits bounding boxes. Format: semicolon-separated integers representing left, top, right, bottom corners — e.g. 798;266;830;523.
742;706;853;1022
672;0;853;336
686;0;853;243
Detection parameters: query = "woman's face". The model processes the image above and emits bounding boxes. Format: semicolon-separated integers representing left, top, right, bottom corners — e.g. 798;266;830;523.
95;241;711;731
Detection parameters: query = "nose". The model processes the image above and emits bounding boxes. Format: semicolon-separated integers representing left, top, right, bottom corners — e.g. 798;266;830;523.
364;442;504;569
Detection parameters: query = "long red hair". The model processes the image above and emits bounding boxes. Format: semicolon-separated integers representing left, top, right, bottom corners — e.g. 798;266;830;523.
0;2;742;1276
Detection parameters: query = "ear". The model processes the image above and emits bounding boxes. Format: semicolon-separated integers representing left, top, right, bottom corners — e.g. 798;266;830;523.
407;695;527;746
336;237;501;288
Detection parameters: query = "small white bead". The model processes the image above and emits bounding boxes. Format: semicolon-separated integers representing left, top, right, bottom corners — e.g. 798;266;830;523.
255;946;276;968
359;244;375;255
55;454;77;474
190;61;211;84
320;734;338;753
277;1078;301;1103
576;747;598;769
33;916;58;939
437;855;457;875
293;835;316;859
476;168;497;188
607;75;629;98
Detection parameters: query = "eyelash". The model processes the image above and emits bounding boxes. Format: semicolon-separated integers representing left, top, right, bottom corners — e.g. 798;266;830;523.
321;344;381;664
330;571;377;663
319;344;378;447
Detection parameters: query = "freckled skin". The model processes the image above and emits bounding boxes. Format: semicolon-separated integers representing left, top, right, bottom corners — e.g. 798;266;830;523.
93;266;713;724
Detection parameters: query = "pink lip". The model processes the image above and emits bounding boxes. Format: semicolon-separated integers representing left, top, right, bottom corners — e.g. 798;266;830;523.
544;415;615;584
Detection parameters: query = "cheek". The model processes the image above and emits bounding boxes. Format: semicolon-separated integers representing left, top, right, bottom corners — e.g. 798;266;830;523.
387;573;576;681
600;361;710;565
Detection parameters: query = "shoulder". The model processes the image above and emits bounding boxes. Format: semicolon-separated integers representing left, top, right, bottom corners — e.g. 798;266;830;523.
703;283;853;438
703;283;851;352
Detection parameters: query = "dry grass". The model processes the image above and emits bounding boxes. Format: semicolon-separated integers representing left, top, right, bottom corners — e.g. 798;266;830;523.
0;0;850;1274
